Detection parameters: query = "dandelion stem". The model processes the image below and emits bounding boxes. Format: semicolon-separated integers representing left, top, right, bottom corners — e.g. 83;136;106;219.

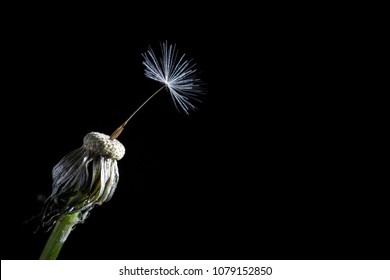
39;213;80;260
110;85;166;140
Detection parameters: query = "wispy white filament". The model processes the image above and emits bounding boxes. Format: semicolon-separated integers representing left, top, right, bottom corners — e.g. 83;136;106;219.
142;41;203;114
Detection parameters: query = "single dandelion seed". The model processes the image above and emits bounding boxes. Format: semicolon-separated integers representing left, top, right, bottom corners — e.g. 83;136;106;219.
37;41;205;259
110;41;204;139
142;41;204;114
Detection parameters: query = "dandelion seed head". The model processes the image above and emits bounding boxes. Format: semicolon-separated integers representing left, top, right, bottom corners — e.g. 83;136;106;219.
84;132;125;160
142;41;204;114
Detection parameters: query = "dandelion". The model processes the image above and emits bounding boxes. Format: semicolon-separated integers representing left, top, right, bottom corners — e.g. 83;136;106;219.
38;42;205;259
40;132;125;230
38;132;125;259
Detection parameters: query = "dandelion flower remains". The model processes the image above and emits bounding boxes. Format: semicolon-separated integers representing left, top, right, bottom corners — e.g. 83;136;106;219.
38;41;205;259
40;132;125;229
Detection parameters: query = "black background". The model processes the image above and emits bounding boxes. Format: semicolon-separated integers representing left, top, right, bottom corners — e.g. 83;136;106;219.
2;5;387;260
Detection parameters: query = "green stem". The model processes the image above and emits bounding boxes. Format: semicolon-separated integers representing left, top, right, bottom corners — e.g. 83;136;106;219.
39;213;80;260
